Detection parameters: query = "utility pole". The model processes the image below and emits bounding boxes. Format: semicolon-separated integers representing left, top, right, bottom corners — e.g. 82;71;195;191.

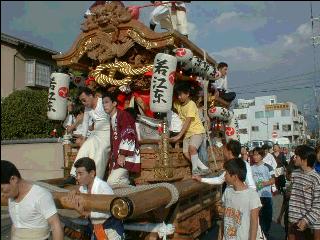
310;1;320;140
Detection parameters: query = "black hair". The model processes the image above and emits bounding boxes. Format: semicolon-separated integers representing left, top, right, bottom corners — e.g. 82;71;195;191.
71;103;85;116
253;147;265;158
295;145;316;167
262;144;271;150
217;62;228;70
1;160;21;184
74;157;96;173
78;87;94;97
224;158;247;182
173;80;201;99
226;140;241;158
102;91;118;103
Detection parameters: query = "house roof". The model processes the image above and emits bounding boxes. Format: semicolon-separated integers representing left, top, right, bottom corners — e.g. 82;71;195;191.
1;32;59;55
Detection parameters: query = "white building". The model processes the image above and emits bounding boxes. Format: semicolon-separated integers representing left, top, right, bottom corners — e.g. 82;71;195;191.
233;95;307;145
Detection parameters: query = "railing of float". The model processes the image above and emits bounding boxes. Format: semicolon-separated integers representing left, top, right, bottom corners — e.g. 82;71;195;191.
201;48;217;169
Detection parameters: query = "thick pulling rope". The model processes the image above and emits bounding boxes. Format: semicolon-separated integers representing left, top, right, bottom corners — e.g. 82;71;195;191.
201;49;217;169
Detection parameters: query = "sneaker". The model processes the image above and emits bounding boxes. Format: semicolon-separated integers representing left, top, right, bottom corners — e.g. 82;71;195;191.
59;176;76;187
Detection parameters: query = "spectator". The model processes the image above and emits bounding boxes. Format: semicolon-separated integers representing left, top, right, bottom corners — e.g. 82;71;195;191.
272;143;288;194
315;145;320;173
251;147;275;239
288;145;320;240
221;158;262;240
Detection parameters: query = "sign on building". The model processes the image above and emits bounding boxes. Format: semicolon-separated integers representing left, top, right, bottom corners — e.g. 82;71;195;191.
265;103;289;111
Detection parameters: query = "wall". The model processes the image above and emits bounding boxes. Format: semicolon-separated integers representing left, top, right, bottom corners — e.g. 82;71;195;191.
1;44;16;98
1;142;64;181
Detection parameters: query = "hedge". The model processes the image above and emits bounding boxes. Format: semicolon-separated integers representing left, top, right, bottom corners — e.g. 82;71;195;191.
1;89;64;140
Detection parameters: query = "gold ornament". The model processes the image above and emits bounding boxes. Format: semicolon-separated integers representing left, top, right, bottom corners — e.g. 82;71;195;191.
90;61;153;86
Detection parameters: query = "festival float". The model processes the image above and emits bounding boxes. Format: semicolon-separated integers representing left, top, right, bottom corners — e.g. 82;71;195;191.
36;1;240;239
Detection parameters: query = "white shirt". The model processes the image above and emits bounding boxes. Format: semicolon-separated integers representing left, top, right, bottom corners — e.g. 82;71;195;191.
8;185;57;229
201;160;257;190
213;75;228;91
82;98;110;137
167;110;182;133
263;153;277;170
79;177;114;220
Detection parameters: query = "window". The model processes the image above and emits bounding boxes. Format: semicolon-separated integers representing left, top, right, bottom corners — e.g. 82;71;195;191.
281;109;290;117
270;99;275;104
265;110;274;118
239;128;248;134
25;60;51;87
238;114;247;120
25;60;35;86
273;123;280;130
282;124;291;132
252;126;259;131
255;111;264;119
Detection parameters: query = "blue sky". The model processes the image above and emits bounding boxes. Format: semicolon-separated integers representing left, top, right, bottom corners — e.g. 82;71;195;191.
1;1;320;115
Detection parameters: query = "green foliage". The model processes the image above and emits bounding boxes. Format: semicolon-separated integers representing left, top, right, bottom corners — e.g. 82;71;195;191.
1;89;64;140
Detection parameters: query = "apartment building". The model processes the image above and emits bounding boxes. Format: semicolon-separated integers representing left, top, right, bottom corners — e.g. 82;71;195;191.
233;95;307;145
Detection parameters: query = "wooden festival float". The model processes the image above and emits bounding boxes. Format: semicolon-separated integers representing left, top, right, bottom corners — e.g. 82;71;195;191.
20;2;240;239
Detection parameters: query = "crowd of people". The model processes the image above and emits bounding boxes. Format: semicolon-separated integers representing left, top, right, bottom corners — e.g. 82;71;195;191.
194;141;320;240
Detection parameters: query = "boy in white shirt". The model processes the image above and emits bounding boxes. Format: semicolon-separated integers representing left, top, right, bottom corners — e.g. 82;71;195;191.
70;157;124;240
222;158;261;240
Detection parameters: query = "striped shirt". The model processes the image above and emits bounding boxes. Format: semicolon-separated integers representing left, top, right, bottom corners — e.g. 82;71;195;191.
288;169;320;229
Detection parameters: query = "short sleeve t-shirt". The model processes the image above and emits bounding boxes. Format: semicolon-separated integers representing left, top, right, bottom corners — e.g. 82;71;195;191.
79;177;114;219
222;187;261;240
173;100;205;138
8;185;57;229
251;163;274;198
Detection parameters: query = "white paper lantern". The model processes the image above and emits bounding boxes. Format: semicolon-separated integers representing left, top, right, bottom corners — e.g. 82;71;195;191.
208;106;234;121
225;116;240;142
150;53;177;113
173;48;193;63
47;72;70;120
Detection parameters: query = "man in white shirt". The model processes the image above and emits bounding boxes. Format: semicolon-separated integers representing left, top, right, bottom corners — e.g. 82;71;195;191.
1;160;63;240
64;87;111;186
209;62;236;103
69;157;124;240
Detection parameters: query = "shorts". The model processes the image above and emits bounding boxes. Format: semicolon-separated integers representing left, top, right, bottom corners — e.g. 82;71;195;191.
183;133;205;154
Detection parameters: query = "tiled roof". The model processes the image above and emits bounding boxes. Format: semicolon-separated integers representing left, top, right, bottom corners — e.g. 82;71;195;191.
1;32;59;55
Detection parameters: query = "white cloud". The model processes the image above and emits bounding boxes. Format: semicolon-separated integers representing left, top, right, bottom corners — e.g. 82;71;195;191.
211;22;312;71
211;11;267;32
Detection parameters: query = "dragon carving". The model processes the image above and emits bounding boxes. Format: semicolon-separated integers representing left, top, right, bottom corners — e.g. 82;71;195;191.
80;1;135;63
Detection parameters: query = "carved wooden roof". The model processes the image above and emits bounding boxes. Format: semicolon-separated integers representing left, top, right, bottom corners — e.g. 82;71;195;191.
53;1;216;71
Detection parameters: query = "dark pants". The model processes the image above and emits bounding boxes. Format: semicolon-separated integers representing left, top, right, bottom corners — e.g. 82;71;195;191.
288;224;319;240
87;217;124;240
275;175;286;194
219;90;236;102
260;197;273;238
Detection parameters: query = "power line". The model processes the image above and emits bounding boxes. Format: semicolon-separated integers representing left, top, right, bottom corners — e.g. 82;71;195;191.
229;71;319;90
231;76;315;90
236;85;319;95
